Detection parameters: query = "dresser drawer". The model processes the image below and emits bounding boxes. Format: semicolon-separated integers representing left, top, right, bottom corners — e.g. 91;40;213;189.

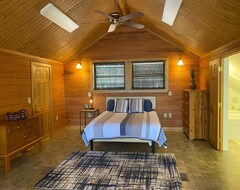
8;123;25;134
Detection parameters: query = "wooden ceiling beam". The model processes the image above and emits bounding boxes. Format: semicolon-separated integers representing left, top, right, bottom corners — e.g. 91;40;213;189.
117;0;128;15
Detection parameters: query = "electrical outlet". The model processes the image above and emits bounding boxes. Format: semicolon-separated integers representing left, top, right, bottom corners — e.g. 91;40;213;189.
164;113;168;118
88;112;92;118
168;91;172;96
168;113;172;118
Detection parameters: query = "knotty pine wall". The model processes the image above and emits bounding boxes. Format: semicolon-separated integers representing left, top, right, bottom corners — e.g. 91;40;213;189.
0;50;65;134
199;38;240;90
64;27;199;129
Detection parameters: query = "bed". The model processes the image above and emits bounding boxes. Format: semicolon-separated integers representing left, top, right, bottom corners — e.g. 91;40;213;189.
82;97;167;153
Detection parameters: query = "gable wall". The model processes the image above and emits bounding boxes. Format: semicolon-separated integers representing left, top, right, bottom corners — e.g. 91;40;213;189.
64;28;199;129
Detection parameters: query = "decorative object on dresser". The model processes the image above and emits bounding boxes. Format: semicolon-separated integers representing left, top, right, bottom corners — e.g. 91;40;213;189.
35;151;182;190
0;115;42;174
190;68;197;90
183;90;209;140
5;109;28;121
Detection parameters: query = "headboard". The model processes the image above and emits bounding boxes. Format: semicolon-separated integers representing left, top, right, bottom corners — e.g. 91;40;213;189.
106;96;156;109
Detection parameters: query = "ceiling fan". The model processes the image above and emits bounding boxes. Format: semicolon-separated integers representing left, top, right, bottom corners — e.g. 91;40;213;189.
94;0;144;32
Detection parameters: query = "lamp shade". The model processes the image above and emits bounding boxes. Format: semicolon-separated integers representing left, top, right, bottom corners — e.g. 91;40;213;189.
178;59;184;66
76;63;82;69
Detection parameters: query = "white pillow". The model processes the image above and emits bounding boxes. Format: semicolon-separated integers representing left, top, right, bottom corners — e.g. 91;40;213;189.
129;98;143;113
114;99;129;113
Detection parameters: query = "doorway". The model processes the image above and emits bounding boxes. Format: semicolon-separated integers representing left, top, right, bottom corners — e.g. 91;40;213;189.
222;53;240;150
31;62;52;139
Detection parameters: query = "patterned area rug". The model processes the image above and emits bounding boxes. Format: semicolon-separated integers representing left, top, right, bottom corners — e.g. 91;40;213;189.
35;151;182;190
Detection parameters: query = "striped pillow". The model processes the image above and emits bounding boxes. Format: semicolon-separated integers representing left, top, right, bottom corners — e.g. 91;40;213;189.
114;99;129;113
129;98;144;113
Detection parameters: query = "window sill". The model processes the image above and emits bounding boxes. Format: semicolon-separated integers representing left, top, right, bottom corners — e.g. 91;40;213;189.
92;89;169;94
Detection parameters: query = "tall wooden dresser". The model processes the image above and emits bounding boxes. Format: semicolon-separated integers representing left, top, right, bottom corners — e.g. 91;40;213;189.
0;115;42;174
183;90;209;140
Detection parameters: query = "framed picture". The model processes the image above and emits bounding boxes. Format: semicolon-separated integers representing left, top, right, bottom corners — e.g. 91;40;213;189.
84;104;89;110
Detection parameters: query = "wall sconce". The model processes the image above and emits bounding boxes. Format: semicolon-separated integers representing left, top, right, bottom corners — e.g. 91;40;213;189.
177;58;184;66
88;92;94;110
76;63;82;69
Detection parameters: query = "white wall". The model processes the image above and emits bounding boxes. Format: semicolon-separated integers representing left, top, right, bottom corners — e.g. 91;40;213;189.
228;53;240;142
229;54;240;111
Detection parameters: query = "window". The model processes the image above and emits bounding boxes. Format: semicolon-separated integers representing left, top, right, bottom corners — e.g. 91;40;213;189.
94;62;125;90
132;61;166;89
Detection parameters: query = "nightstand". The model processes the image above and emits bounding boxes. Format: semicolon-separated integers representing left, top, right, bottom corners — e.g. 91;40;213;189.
79;109;99;132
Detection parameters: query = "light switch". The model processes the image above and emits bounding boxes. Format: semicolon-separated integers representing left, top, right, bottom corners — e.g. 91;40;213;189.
168;113;172;118
164;113;168;118
28;97;31;104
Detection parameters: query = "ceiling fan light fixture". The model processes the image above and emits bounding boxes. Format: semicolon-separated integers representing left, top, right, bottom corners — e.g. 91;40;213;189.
40;3;79;33
162;0;182;26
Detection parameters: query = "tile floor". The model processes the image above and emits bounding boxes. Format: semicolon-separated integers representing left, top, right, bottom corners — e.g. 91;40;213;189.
0;126;240;190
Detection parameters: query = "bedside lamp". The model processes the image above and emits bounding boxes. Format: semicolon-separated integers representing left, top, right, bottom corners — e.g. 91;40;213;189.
88;92;94;110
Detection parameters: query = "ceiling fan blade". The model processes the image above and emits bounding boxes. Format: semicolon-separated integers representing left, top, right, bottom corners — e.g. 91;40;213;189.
123;21;144;29
120;12;144;21
108;24;117;32
95;10;114;20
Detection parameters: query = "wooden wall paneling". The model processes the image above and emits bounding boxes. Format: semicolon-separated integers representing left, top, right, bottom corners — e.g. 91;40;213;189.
198;38;240;150
199;38;240;91
0;50;65;134
64;28;200;129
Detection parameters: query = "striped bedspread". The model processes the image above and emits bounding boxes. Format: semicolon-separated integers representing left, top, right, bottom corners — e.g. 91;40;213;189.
82;111;167;147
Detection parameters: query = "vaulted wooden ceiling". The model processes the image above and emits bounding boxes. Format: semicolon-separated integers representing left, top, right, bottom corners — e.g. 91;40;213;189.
0;0;240;63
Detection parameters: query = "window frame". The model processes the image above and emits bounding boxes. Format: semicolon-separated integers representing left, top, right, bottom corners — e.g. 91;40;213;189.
93;62;125;90
91;58;168;93
131;60;166;90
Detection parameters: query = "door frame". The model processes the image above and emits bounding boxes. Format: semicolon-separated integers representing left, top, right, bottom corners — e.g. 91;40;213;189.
222;57;229;150
213;51;240;151
31;61;53;137
221;51;240;150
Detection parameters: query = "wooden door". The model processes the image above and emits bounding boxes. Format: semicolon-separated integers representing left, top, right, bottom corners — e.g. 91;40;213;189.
32;62;52;139
209;59;221;150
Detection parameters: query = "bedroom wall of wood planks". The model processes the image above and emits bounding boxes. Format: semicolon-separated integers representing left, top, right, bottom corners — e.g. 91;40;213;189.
0;50;66;134
199;38;240;90
64;27;200;129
